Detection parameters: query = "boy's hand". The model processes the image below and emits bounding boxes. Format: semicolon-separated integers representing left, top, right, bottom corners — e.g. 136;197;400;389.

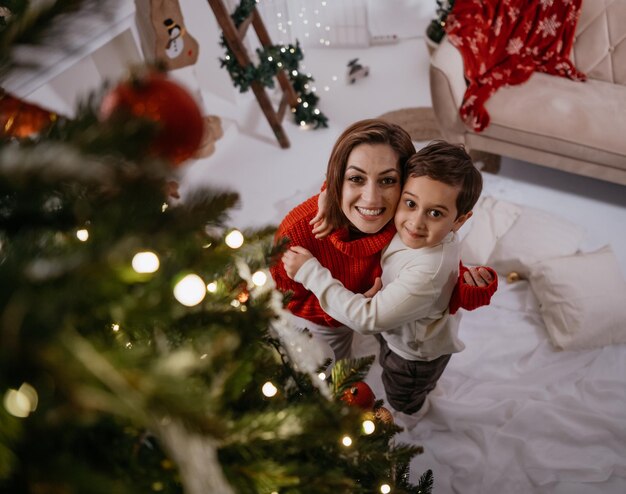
309;190;333;239
463;266;494;287
363;277;382;298
282;246;314;279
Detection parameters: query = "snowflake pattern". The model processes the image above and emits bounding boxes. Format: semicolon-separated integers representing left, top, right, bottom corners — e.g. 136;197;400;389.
537;14;561;38
508;7;520;22
540;0;555;9
493;17;503;36
506;37;524;55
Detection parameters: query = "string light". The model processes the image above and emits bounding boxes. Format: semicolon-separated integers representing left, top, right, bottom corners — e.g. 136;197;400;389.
318;372;326;380
3;383;38;418
225;229;244;249
206;281;217;293
262;381;278;397
362;419;376;435
252;270;267;286
76;229;89;241
112;323;120;332
341;435;353;447
173;274;206;306
380;484;391;494
132;251;160;274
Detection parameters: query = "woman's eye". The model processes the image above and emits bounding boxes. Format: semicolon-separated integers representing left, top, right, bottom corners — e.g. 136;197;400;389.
380;177;397;185
347;176;363;183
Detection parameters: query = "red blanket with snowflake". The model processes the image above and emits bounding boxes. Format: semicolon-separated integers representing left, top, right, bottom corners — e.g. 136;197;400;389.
445;0;586;131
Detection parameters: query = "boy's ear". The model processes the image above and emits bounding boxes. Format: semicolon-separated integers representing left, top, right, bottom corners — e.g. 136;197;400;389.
452;210;472;232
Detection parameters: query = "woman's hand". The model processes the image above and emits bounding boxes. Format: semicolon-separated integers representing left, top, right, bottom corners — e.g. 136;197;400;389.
310;190;333;239
463;266;494;287
282;246;314;279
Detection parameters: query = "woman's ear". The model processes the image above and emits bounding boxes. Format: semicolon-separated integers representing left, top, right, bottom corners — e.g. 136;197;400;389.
452;210;472;232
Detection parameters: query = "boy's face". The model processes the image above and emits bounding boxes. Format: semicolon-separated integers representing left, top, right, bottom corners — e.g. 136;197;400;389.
394;175;472;249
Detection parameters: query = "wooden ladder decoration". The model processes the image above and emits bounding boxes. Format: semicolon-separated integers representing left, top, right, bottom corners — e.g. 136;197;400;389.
207;0;299;148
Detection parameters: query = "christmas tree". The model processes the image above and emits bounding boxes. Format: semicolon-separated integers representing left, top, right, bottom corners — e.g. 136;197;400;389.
0;2;431;493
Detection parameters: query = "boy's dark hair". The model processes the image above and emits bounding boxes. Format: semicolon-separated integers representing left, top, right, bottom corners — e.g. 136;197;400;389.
406;140;482;217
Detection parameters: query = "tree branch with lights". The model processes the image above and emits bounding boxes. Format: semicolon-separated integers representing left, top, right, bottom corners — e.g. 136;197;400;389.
0;2;433;493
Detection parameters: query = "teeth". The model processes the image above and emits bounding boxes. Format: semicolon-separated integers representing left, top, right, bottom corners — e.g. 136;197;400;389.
357;207;383;216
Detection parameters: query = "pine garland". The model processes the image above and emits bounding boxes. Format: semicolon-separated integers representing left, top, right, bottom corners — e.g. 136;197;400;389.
218;0;328;129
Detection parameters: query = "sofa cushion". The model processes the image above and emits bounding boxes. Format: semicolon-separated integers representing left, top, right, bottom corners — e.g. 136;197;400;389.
477;72;626;170
574;0;626;86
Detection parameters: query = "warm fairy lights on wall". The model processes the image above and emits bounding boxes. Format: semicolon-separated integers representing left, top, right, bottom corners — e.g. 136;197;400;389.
132;251;160;273
173;274;206;306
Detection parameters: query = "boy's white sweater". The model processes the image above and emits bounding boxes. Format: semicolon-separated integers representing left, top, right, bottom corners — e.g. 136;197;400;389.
294;231;464;361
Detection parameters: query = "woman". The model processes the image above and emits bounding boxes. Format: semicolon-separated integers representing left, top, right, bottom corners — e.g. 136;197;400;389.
270;119;494;361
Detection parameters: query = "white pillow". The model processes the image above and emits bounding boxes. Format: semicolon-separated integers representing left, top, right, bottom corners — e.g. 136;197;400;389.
488;204;586;276
461;196;521;266
528;246;626;351
461;196;586;276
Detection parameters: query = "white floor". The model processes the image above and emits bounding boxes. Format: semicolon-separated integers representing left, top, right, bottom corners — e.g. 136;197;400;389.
180;37;626;277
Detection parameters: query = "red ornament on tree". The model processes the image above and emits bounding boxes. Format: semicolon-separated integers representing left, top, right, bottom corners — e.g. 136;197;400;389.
99;71;204;167
341;381;376;410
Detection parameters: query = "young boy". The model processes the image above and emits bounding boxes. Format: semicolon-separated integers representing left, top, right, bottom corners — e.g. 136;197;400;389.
282;141;495;416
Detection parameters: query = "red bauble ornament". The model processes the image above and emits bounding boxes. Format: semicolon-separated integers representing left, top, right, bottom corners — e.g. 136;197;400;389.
341;381;376;410
0;93;57;138
100;72;204;167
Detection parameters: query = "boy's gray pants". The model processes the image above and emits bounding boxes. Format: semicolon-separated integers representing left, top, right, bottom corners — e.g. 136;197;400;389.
376;335;451;415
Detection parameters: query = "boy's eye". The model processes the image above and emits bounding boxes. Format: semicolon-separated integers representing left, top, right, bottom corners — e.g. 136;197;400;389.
405;199;416;208
429;210;443;218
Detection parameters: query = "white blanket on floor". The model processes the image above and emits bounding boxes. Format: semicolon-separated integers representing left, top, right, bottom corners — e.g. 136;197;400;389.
356;278;626;494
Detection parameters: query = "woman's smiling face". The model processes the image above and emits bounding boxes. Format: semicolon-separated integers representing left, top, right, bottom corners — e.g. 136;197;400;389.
340;143;401;234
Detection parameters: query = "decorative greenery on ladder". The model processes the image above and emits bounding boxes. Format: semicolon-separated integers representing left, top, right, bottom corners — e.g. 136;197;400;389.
218;0;328;129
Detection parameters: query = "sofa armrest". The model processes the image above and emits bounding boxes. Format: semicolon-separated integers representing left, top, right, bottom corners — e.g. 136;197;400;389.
429;37;468;141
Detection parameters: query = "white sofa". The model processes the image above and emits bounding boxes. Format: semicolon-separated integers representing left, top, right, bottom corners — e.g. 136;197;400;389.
429;0;626;186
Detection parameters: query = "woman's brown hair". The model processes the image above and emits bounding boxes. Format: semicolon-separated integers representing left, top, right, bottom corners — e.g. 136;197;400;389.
324;119;415;230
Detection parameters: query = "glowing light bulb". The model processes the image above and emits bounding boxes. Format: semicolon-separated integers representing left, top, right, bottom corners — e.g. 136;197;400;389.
341;435;353;447
173;274;206;306
225;230;244;249
262;381;278;397
303;102;309;108
112;323;120;332
268;56;273;61
318;372;326;380
292;70;298;76
207;282;217;293
3;383;38;418
380;484;391;494
76;229;89;241
362;420;375;435
132;251;160;273
252;270;267;286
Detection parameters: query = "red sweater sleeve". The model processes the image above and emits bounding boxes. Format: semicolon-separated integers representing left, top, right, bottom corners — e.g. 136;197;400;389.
449;262;498;315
